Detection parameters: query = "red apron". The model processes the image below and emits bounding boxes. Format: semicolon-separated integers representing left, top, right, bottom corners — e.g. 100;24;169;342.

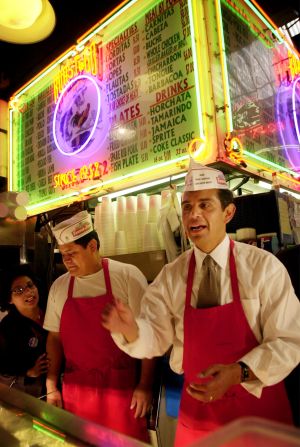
60;258;149;442
175;240;292;446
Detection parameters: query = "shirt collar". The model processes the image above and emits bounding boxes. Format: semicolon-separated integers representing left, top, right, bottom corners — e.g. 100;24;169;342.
194;234;230;270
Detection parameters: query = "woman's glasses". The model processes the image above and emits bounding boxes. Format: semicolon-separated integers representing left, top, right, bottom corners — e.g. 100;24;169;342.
11;281;36;295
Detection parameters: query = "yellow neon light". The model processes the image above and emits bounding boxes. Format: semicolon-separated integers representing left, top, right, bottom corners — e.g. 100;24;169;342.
53;42;98;102
12;48;76;101
79;154;190;193
215;0;233;132
26;192;79;212
188;137;206;159
288;50;300;81
244;157;300;187
8;109;13;190
77;0;139;47
187;0;205;140
225;136;247;167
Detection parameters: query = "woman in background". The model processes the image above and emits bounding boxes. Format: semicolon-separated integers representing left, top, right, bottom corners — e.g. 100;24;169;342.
0;265;49;397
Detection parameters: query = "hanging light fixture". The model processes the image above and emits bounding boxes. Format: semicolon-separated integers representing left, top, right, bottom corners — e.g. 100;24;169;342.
0;0;56;44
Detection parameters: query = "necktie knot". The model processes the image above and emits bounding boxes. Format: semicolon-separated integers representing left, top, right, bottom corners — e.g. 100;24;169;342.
197;256;220;308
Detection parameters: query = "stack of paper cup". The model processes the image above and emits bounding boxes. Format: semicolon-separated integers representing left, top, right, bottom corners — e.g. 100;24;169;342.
161;189;171;207
116;196;126;231
143;222;161;252
96;197;116;256
137;193;149;252
125;196;138;253
115;230;127;255
148;194;161;223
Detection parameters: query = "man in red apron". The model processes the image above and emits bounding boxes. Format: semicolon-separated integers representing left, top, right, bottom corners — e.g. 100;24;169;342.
44;211;154;443
102;160;300;446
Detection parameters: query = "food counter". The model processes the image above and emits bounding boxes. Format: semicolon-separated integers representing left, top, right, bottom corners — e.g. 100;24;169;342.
0;383;148;447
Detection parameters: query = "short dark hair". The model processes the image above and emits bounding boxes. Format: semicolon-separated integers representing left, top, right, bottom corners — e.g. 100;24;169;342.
217;189;235;210
0;264;39;312
73;230;100;250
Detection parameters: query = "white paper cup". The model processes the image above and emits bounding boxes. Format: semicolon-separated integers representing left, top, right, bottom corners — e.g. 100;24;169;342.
117;196;126;213
143;222;161;251
101;196;113;213
137;193;149;212
161;189;171;206
126;196;137;212
115;230;127;254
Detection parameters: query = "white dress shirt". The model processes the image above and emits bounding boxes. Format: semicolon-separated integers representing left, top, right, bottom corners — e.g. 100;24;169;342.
113;235;300;397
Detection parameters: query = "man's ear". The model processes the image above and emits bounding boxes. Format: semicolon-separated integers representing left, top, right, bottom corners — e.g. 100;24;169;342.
224;203;236;224
88;239;98;252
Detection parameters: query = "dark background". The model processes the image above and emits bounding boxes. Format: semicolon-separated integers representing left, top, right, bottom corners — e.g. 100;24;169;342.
0;0;299;101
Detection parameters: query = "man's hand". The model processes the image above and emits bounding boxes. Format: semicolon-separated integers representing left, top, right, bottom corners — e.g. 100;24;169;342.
27;353;50;378
102;299;139;343
47;389;63;408
130;383;153;418
186;363;241;403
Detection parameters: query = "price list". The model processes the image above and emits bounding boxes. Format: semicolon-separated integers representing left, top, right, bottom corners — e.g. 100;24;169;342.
105;0;200;175
20;84;55;199
13;0;202;209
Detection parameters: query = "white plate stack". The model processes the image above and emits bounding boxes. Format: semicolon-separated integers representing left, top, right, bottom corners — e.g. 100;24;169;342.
136;193;149;252
125;196;138;253
95;197;116;256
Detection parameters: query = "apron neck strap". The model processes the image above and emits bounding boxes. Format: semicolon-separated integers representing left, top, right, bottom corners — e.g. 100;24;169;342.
102;258;113;298
186;252;196;307
67;259;113;300
67;276;75;299
229;239;240;300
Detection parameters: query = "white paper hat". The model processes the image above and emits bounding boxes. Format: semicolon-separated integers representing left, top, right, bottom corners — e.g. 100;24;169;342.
184;159;228;192
52;211;93;245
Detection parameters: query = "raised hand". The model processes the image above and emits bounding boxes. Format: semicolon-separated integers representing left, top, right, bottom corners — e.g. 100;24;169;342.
102;299;139;343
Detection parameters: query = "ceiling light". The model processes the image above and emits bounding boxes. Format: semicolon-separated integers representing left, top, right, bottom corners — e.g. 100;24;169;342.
0;0;55;44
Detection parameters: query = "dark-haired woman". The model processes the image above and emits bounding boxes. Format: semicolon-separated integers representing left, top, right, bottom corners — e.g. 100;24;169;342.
0;265;49;397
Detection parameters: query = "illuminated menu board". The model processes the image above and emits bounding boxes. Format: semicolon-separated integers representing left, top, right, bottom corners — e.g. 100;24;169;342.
10;0;203;214
221;2;300;173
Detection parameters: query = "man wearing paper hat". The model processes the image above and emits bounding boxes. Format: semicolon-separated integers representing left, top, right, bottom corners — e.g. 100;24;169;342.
102;158;300;445
43;210;154;442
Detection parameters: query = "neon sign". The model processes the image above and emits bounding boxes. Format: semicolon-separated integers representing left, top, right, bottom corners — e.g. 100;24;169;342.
289;51;300;82
53;42;99;102
276;76;300;171
53;160;109;189
53;74;105;156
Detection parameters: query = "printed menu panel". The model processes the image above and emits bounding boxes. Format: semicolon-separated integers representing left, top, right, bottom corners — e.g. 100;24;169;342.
11;0;202;213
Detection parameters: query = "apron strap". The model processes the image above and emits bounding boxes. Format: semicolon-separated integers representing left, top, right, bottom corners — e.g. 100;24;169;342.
186;252;196;307
229;239;241;302
67;276;75;300
185;239;241;306
102;258;114;300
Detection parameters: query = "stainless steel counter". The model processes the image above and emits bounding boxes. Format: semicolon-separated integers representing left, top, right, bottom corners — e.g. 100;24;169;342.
0;384;148;446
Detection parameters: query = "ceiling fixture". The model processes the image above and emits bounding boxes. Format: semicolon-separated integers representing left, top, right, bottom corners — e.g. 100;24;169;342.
0;0;56;44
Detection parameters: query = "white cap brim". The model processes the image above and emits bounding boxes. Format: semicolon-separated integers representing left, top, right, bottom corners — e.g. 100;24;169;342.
52;211;93;245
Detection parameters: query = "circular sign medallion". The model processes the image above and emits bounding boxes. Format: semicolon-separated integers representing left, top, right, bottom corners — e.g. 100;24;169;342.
53;74;101;156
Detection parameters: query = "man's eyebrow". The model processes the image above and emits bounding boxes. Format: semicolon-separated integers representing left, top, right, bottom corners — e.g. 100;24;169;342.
182;198;213;204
